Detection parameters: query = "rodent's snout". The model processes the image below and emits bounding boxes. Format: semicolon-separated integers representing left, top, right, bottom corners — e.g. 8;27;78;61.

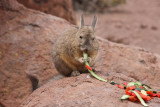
80;47;88;52
80;45;90;52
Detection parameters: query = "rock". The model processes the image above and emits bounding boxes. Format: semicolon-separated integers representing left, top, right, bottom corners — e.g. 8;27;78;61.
0;0;71;106
1;0;160;106
22;38;160;107
151;26;158;30
17;0;76;24
73;0;126;12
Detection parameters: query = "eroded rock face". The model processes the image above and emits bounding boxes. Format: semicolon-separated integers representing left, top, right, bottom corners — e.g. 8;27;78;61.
17;0;76;24
0;0;71;106
22;39;160;107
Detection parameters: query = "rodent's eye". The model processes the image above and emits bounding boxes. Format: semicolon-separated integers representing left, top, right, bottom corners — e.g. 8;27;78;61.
79;36;83;39
92;37;95;40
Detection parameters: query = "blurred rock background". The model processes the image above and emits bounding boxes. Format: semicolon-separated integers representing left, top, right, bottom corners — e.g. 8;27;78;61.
17;0;76;24
73;0;126;12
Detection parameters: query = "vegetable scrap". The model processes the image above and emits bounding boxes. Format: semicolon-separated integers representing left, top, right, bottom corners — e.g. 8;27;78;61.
110;81;160;107
83;52;107;82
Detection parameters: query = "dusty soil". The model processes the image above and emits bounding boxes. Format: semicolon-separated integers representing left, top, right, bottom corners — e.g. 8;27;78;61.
76;0;160;54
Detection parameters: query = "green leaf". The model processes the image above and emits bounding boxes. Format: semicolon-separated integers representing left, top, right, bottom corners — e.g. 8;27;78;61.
142;84;152;89
127;82;135;88
120;95;130;100
132;91;148;107
110;81;120;85
135;81;142;86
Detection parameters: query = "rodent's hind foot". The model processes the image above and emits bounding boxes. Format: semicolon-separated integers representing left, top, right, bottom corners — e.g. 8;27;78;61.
71;71;80;77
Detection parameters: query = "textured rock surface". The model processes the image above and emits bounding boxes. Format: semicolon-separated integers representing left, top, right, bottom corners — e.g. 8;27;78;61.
1;0;160;107
0;0;71;106
17;0;76;24
22;39;160;107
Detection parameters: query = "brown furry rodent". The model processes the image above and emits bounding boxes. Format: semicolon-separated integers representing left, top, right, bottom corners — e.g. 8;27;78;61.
52;15;99;76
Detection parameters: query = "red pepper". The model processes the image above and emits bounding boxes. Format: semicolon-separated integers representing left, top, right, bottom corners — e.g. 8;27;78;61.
152;93;158;97
114;84;118;86
139;93;151;101
129;96;137;102
85;65;92;71
131;92;136;97
139;86;144;89
125;90;132;96
118;84;124;89
146;91;153;96
126;86;136;91
123;82;127;87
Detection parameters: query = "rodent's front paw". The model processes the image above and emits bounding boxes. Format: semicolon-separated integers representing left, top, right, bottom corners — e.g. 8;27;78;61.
78;57;92;63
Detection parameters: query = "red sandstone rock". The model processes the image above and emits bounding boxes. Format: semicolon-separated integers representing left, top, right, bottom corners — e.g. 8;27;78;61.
17;0;76;24
22;39;160;107
1;0;160;107
0;0;71;106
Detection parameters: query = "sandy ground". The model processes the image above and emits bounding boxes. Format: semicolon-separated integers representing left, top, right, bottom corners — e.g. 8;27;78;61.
76;0;160;54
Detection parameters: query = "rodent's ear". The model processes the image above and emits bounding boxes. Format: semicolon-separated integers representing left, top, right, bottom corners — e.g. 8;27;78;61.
79;14;84;29
91;15;97;30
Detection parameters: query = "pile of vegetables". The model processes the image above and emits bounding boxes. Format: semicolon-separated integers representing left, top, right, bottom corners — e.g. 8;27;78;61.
83;52;160;107
110;81;160;106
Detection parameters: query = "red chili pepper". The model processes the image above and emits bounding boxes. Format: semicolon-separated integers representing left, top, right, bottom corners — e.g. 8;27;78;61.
123;82;127;87
129;96;137;102
125;90;132;95
118;84;124;89
155;94;160;98
146;91;153;96
126;86;136;91
150;97;154;99
114;84;118;86
139;86;144;89
85;65;92;71
152;93;158;97
131;92;137;97
138;93;151;101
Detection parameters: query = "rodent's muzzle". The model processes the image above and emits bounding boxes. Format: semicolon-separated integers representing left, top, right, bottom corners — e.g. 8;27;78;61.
80;45;92;53
80;47;88;52
79;41;93;52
